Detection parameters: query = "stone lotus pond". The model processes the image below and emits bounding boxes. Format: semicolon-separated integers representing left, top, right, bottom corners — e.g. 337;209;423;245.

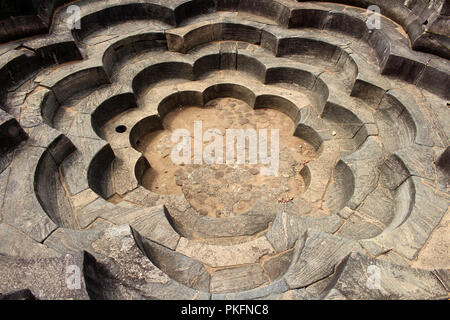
0;0;448;300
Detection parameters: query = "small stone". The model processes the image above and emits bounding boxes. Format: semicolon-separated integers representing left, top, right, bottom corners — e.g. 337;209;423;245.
215;171;225;179
238;118;250;125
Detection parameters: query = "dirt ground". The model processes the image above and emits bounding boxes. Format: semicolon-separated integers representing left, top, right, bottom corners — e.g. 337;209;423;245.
137;97;317;218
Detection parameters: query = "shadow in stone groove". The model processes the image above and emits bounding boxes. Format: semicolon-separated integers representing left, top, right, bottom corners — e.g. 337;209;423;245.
72;3;176;41
0;0;74;43
322;103;363;140
436;147;450;186
203;83;257;107
34;135;77;229
82;251;119;300
324;160;355;213
129;115;164;150
132;62;195;98
266;67;330;111
82;250;160;300
0;289;36;300
0;110;28;152
87;144;115;200
102;33;167;76
132;228;211;292
91;93;138;140
294;124;323;151
375;93;416;154
383;177;415;233
298;0;449;59
255;95;300;124
82;228;209;299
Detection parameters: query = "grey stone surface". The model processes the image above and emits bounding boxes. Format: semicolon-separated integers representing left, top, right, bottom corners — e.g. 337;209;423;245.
435;147;450;193
129;205;180;250
43;222;115;256
338;207;354;219
2;146;58;242
0;0;70;43
0;167;9;214
305;276;334;298
176;236;275;267
35;150;77;229
111;148;144;196
21;89;48;128
0;252;90;300
301;141;340;206
387;88;447;148
261;288;311;300
262;249;294;281
418;58;450;100
323;160;356;213
284;229;362;289
61;137;108;196
342;137;384;209
358;188;394;226
0;109;27;151
376;177;449;259
266;212;307;252
192;209;274;238
124;187;161;207
376;250;412;268
0;224;60;258
395;145;436;181
138;237;210;292
76;199;145;229
76;198;118;229
86;225;210;300
211;264;269;294
379;154;410;190
336;213;384;240
84;203;181;250
301;215;345;234
434;269;450;292
322;252;448;300
375;92;416;153
267;211;345;251
212;279;289;300
68;113;100;139
0;150;13;174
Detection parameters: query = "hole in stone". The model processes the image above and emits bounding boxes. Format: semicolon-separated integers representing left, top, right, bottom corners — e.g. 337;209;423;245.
423;20;428;25
115;125;127;133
